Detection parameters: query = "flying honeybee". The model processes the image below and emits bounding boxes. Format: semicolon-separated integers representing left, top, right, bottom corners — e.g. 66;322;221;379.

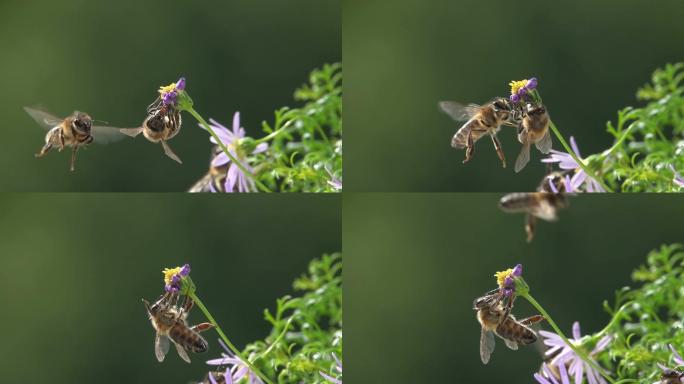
439;97;522;168
143;291;213;363
121;98;183;164
474;289;544;364
24;107;126;171
499;191;568;242
514;102;552;173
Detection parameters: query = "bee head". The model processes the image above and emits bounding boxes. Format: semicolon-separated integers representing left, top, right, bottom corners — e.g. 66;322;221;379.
492;98;511;112
144;112;168;133
71;113;92;134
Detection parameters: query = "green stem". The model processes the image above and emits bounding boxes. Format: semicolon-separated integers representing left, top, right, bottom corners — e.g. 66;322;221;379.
255;316;295;361
185;107;271;193
188;291;274;384
600;123;638;159
255;120;294;145
593;301;633;341
548;120;614;192
520;292;617;384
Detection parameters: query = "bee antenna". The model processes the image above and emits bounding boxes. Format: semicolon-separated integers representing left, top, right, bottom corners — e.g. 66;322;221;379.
93;119;110;125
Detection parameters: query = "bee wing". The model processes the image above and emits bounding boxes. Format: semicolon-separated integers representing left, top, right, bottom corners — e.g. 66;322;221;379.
24;107;62;130
530;198;558;221
188;172;214;193
91;125;128;144
502;337;519;351
173;340;192;363
439;101;481;121
155;334;170;362
480;328;495;364
535;129;553;154
161;140;183;164
514;142;531;173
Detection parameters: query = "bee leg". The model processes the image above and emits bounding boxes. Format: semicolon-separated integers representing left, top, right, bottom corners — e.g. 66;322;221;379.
525;214;536;243
69;145;79;172
518;314;545;326
490;133;506;168
181;294;194;314
463;130;474;164
35;142;53;158
191;323;214;333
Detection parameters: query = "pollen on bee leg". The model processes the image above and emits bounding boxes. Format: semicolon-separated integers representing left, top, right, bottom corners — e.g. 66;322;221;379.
192;322;214;333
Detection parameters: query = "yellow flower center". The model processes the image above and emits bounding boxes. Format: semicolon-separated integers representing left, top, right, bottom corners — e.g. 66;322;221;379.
495;268;515;287
509;79;530;95
159;82;178;96
162;266;182;285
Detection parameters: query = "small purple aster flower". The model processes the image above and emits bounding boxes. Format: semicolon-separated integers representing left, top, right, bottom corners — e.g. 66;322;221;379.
495;264;523;297
163;264;191;293
206;339;264;384
319;352;343;384
539;322;611;384
542;137;606;193
202;112;268;193
509;78;538;102
160;77;186;106
670;344;684;366
668;165;684;188
326;167;342;191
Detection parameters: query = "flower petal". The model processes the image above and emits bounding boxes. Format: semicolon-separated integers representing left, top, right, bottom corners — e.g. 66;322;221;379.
253;142;269;154
211;152;230;168
224;163;239;192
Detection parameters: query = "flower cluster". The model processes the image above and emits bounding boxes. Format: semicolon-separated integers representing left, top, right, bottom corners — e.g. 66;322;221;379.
535;322;611;384
509;77;538;103
162;263;191;293
159;77;186;106
494;264;522;297
542;137;606;192
669;165;684;188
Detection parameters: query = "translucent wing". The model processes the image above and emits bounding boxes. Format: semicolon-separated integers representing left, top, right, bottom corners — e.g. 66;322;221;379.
120;127;144;137
91;125;128;144
480;328;495;364
439;101;481;122
188;172;214;193
155;334;170;362
530;198;558;221
24;107;62;130
515;142;531;173
535;129;552;154
173;340;192;363
161;140;183;164
502;338;519;351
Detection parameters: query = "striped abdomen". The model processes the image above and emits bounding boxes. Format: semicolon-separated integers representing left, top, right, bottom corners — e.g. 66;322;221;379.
496;317;537;345
169;324;209;353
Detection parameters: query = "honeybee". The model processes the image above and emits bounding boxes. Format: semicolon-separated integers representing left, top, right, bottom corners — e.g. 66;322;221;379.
143;291;213;363
24;107;126;171
121;97;183;164
474;289;544;364
514;102;552;173
198;371;229;384
188;146;227;193
499;192;568;242
439;97;522;168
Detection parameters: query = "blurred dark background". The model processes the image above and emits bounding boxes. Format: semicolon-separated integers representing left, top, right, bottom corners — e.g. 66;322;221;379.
344;193;684;382
0;0;340;191
344;0;684;191
0;194;340;382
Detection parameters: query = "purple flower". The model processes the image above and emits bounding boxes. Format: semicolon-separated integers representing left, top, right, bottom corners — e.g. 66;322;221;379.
159;77;186;106
539;322;611;384
668;165;684;188
206;339;264;384
326;167;342;191
495;264;522;297
202;112;268;193
534;359;571;384
548;174;575;194
542;137;606;193
319;352;343;384
509;78;538;102
162;264;191;293
670;344;684;366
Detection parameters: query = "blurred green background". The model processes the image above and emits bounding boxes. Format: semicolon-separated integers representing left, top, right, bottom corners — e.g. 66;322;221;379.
344;193;684;382
0;194;340;382
344;0;684;191
0;0;340;191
